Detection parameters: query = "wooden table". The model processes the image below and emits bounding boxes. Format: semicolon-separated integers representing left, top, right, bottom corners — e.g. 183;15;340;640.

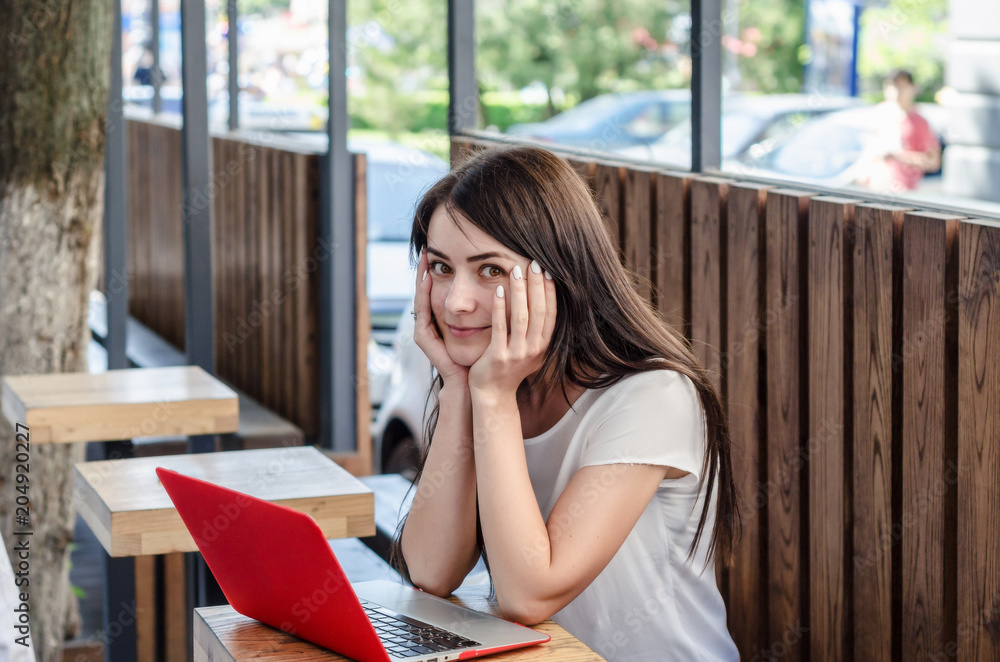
75;445;376;557
1;365;239;443
194;586;604;661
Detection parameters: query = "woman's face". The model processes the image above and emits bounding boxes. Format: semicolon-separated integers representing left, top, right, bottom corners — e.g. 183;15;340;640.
425;205;528;367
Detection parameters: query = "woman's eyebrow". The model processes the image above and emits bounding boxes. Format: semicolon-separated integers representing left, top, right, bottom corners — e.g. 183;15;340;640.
426;246;515;263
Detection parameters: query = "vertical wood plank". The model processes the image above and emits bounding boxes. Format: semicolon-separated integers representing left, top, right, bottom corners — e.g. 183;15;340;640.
689;177;729;395
653;171;691;336
623;167;653;301
957;220;1000;662
134;554;156;661
900;212;963;660
164;552;186;662
301;152;321;437
593;163;624;251
725;183;770;659
808;195;855;662
850;204;904;662
169;121;185;351
258;147;273;409
765;189;813;661
293;152;312;434
354;152;372;474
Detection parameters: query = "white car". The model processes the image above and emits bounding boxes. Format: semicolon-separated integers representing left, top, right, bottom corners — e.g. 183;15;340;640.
371;299;434;477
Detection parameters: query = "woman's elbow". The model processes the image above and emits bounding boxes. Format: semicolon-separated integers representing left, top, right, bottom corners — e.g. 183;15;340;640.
408;569;460;599
499;598;555;626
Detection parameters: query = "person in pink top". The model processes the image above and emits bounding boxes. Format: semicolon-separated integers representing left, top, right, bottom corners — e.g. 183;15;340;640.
860;69;941;193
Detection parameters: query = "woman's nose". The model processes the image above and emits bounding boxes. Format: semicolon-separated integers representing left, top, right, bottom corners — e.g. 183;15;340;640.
445;273;478;314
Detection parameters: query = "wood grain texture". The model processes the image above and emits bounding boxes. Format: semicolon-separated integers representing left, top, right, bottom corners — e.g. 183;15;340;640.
807;195;855;662
957;220;1000;662
73;446;374;556
194;586;604;661
764;189;812;661
1;366;238;443
135;554;156;661
850;204;905;662
653;172;691;335
593;163;624;250
899;212;963;660
123;119;330;439
725;183;770;659
622;167;654;301
689;177;730;394
354;152;373;475
165;552;187;662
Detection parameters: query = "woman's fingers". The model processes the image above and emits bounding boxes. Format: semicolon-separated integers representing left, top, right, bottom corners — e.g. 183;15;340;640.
524;260;548;343
507;263;530;346
490;283;507;353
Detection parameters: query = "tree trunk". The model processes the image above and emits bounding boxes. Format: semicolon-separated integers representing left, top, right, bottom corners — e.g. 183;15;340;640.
0;1;112;660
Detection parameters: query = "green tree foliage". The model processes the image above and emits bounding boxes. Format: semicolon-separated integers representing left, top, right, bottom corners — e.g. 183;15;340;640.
734;0;806;93
476;0;687;114
857;0;948;100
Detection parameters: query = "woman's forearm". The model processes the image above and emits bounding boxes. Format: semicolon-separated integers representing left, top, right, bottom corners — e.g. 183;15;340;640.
400;385;481;595
471;392;557;620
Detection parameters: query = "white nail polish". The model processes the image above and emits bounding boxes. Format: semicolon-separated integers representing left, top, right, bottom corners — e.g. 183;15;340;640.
530;260;542;274
544;270;553;281
422;270;427;281
512;265;523;280
497;285;505;298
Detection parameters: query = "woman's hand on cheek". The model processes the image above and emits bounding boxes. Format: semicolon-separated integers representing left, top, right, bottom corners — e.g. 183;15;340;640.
412;248;469;389
468;260;556;400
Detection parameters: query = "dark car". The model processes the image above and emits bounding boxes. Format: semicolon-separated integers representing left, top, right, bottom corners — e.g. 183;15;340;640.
506;90;691;152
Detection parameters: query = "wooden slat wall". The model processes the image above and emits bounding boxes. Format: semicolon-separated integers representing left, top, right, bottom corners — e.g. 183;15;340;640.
124;119;370;442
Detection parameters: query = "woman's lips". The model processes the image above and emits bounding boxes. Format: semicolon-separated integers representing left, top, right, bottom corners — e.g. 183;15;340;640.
447;325;488;339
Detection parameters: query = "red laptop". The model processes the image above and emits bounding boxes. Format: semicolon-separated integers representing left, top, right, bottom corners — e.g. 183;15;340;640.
156;467;550;662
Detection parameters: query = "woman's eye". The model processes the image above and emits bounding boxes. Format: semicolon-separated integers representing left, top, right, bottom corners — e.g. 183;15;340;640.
429;261;451;275
480;265;505;278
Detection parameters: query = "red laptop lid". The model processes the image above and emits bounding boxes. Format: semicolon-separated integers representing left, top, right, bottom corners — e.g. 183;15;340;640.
156;466;391;662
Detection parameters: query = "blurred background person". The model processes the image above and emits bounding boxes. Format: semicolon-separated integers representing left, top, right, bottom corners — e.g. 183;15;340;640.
858;69;941;194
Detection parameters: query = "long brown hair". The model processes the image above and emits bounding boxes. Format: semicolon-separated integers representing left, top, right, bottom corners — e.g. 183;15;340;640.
391;144;740;579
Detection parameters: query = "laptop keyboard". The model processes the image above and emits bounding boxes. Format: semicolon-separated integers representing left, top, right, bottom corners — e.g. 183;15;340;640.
360;599;481;658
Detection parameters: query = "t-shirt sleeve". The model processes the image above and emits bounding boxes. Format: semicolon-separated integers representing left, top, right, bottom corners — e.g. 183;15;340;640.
579;370;707;480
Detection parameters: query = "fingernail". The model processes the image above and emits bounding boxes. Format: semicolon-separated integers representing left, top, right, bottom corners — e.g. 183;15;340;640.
512;265;523;280
497;285;505;298
530;260;542;274
544;270;553;281
422;270;427;281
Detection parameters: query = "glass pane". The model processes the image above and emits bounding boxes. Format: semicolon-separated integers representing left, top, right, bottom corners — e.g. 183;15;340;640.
477;0;692;161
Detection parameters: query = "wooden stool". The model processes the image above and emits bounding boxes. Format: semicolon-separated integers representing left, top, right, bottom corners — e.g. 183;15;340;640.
193;586;604;661
1;366;240;662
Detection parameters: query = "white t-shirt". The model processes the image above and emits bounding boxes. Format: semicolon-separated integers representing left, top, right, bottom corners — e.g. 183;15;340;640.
522;369;738;661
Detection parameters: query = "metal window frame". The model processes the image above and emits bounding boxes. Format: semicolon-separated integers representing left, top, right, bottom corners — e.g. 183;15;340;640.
319;0;357;452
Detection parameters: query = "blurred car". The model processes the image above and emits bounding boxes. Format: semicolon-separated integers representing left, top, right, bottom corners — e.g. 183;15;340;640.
616;94;863;169
371;299;433;477
506;90;691;152
727;103;947;191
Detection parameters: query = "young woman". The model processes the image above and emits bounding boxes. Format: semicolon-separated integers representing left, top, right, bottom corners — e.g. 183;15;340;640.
393;145;740;661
